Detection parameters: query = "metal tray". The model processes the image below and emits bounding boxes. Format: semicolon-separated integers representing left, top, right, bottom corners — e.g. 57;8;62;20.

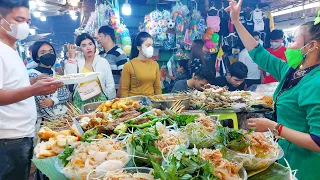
150;93;190;110
81;96;153;114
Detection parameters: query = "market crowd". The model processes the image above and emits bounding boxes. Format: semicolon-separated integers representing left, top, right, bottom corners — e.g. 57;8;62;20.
0;0;320;180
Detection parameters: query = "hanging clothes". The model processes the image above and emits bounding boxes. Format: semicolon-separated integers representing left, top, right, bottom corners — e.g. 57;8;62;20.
245;9;254;34
253;9;265;32
265;11;275;31
263;17;271;48
218;9;230;37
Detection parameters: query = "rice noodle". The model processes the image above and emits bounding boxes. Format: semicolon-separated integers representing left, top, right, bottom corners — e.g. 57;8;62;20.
102;170;154;180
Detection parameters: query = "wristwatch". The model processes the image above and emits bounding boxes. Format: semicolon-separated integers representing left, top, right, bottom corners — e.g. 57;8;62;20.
271;123;283;137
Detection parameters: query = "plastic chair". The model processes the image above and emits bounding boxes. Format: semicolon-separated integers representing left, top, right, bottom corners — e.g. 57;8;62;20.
208;112;239;130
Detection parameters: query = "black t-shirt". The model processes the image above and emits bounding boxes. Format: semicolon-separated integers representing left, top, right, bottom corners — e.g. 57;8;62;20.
214;76;245;91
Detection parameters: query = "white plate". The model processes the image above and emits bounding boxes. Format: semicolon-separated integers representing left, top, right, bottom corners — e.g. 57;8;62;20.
54;72;100;85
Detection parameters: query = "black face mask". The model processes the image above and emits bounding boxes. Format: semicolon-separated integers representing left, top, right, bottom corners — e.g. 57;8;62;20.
39;53;56;67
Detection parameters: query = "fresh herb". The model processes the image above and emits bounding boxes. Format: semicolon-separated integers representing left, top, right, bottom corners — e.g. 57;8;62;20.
214;126;251;151
59;142;74;167
131;128;160;154
174;114;198;128
150;146;217;180
80;128;99;143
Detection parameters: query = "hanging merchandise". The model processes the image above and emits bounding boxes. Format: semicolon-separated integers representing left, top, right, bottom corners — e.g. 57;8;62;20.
206;4;221;33
120;28;132;55
264;11;275;31
203;27;219;53
253;6;265;32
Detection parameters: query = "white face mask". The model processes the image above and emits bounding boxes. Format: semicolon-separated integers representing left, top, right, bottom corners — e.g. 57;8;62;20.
1;18;30;40
270;42;281;49
142;46;154;58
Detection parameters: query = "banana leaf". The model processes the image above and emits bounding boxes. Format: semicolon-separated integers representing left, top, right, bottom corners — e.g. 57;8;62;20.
248;163;291;180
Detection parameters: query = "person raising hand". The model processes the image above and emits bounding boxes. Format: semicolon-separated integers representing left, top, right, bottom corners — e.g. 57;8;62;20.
226;1;320;179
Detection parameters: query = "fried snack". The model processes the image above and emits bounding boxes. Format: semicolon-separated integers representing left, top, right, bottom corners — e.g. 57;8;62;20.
262;96;273;107
38;127;58;140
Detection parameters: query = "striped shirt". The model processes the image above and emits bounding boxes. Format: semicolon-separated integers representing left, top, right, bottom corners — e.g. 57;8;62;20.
100;46;128;88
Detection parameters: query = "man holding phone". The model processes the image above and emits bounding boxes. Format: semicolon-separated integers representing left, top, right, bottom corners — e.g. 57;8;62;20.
0;0;62;179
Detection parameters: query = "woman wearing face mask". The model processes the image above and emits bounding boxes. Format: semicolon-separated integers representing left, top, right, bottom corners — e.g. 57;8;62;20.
65;33;116;109
227;1;320;179
121;32;161;97
264;29;287;84
28;41;71;131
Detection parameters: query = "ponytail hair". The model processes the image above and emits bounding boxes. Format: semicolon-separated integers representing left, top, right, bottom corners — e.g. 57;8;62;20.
130;32;152;60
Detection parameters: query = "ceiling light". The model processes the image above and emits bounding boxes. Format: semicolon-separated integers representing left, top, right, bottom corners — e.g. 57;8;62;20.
40;15;47;22
122;0;131;16
69;0;80;7
38;6;47;11
29;1;36;9
33;11;41;18
271;2;320;17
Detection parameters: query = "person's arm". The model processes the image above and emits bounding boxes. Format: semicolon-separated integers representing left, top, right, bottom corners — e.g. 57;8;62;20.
116;77;122;98
121;63;130;98
0;79;62;106
154;63;162;95
226;0;290;81
103;61;116;100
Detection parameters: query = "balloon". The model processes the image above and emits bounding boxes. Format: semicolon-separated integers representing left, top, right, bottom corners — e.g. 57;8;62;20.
121;37;132;46
206;27;214;35
123;45;132;55
205;40;215;49
212;33;219;43
202;33;211;41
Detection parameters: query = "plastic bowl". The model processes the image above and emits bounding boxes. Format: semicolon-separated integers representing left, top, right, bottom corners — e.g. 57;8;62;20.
162;160;247;180
94;167;154;180
55;141;131;180
226;145;284;171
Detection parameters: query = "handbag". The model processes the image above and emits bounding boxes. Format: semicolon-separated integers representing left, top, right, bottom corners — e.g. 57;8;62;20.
77;81;102;101
129;60;143;95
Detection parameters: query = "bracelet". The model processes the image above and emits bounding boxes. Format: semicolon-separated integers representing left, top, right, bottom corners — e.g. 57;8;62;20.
278;124;284;136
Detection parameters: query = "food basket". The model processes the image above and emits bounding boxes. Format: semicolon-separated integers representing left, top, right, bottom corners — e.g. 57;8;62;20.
149;94;190;110
226;145;284;171
81;96;153;114
95;167;154;180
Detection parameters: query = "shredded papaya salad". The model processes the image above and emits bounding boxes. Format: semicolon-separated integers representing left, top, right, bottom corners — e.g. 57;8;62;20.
214;126;282;170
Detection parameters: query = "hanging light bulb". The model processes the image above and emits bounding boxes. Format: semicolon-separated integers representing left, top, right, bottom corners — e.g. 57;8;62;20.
122;0;131;16
40;15;46;22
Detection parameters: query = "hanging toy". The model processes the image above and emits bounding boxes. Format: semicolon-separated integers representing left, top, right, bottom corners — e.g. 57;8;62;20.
167;18;176;29
174;12;184;33
206;15;221;33
211;33;219;44
162;10;171;20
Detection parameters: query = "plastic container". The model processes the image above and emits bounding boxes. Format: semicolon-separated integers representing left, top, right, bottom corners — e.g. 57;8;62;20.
162;160;247;180
55;142;131;180
226;145;284;171
93;167;154;180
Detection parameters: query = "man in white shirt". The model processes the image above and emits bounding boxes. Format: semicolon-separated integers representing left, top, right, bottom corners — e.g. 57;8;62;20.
0;1;62;179
238;41;261;88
